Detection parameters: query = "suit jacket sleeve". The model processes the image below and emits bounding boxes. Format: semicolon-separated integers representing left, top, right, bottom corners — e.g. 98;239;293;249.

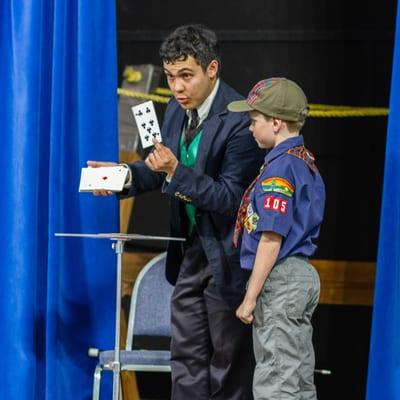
163;113;259;216
118;160;165;198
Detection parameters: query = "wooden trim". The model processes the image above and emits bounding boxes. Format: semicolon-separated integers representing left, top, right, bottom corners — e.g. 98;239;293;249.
119;151;140;233
313;259;375;306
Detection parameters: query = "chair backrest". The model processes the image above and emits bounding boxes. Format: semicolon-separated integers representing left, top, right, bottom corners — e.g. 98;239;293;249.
126;252;173;350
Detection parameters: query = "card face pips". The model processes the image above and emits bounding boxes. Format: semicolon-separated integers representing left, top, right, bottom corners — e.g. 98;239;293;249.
79;166;128;192
131;100;162;148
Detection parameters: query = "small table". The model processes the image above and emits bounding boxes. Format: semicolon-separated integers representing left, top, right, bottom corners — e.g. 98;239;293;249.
55;233;185;400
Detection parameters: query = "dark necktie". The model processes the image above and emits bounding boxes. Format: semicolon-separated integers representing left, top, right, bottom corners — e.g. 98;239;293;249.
184;108;199;146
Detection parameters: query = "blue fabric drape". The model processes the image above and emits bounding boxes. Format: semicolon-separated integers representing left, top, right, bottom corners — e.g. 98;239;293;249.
366;2;400;399
0;1;118;398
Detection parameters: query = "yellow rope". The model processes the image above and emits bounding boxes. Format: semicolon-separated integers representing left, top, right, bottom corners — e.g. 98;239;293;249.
309;103;388;117
118;88;389;117
154;87;173;96
309;107;388;118
117;88;170;104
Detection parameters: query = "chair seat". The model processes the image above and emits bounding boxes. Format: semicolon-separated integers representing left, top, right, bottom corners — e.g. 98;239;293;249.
99;349;171;366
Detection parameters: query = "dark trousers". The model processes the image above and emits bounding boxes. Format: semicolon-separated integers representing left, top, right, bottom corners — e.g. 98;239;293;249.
170;235;255;400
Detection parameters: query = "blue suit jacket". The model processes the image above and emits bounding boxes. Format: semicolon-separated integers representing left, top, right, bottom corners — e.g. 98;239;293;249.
123;80;264;305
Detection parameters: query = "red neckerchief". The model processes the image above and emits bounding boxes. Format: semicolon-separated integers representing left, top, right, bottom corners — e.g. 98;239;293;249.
287;145;317;171
232;145;316;248
232;162;266;248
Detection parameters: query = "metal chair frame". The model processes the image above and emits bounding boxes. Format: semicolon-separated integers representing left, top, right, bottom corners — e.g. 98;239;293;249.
91;252;171;400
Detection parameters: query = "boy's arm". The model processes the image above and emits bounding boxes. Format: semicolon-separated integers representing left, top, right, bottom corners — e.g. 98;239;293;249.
236;231;282;324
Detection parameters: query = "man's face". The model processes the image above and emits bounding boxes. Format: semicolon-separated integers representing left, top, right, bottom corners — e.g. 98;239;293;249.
163;56;218;110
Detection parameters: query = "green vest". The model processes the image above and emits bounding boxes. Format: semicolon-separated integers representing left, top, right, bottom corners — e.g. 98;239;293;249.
179;130;203;234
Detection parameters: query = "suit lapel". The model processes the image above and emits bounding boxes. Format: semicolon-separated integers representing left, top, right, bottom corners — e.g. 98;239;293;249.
195;116;222;172
164;103;186;156
195;82;228;172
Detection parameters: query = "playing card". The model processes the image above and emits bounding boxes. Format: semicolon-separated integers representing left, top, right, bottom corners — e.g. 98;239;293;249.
131;100;162;148
79;166;128;192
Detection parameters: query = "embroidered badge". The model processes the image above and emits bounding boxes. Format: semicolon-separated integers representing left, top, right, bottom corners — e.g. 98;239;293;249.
244;204;260;233
261;177;294;198
263;195;288;214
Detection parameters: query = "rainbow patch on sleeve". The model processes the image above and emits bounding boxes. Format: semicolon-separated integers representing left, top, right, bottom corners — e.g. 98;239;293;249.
261;177;295;197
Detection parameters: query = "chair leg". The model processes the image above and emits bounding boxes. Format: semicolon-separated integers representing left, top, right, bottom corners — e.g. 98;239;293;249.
92;364;103;400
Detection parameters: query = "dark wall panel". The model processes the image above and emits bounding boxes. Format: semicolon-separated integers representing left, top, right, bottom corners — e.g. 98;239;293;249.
117;0;395;32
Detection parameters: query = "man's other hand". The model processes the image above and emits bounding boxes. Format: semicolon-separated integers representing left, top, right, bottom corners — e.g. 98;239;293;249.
86;160;118;196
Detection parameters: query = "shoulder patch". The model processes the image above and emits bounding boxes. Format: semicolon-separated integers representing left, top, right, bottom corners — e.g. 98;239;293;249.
244;203;259;234
263;195;288;214
261;177;294;198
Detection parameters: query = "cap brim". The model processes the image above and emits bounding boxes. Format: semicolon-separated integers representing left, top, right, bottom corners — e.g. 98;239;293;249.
227;100;253;112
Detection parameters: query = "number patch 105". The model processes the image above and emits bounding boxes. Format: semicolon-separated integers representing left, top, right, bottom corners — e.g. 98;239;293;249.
263;195;288;214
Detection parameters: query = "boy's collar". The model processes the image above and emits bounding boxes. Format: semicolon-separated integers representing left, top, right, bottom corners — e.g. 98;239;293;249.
265;135;304;163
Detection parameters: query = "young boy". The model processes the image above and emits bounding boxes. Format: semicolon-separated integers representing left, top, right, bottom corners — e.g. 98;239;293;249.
228;78;325;400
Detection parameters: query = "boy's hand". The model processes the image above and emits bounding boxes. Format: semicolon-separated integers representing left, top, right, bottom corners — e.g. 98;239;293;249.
236;298;256;324
145;139;178;177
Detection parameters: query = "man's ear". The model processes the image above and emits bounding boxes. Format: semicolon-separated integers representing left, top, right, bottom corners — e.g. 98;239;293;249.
207;60;219;79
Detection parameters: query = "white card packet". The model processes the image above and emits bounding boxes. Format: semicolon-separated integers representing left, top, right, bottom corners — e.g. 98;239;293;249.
79;166;128;192
131;100;162;148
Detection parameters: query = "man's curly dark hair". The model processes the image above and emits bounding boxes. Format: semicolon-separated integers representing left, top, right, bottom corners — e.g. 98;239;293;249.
159;24;221;72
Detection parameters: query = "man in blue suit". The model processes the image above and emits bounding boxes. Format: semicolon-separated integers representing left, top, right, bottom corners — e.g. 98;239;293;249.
90;24;264;399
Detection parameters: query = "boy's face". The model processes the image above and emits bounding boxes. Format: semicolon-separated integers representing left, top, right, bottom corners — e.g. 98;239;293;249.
249;111;277;149
163;56;218;110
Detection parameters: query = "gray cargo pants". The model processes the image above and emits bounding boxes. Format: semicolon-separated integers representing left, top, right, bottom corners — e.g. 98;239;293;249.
252;256;320;400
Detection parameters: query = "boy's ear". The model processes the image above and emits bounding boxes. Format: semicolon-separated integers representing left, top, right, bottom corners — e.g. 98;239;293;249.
272;118;283;133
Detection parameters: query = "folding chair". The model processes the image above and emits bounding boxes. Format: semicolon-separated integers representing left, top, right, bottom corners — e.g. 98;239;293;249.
91;252;172;400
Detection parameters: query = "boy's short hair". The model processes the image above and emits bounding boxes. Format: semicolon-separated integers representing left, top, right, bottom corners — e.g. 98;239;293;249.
286;120;306;133
259;113;305;133
228;78;309;123
159;24;221;71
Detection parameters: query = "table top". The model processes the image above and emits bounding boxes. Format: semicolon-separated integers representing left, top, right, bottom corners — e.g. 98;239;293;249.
54;232;185;242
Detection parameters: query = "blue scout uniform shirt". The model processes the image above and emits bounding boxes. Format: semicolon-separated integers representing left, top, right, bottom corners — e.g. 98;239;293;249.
240;135;325;270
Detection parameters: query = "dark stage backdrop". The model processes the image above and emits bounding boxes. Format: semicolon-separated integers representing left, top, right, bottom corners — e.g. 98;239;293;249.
116;1;397;399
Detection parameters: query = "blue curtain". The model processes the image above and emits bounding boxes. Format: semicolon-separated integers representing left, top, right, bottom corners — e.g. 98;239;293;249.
0;1;118;398
366;2;400;399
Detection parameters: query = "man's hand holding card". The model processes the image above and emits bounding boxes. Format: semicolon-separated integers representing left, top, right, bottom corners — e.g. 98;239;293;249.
80;161;130;196
131;100;178;178
79;164;128;194
145;139;178;178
